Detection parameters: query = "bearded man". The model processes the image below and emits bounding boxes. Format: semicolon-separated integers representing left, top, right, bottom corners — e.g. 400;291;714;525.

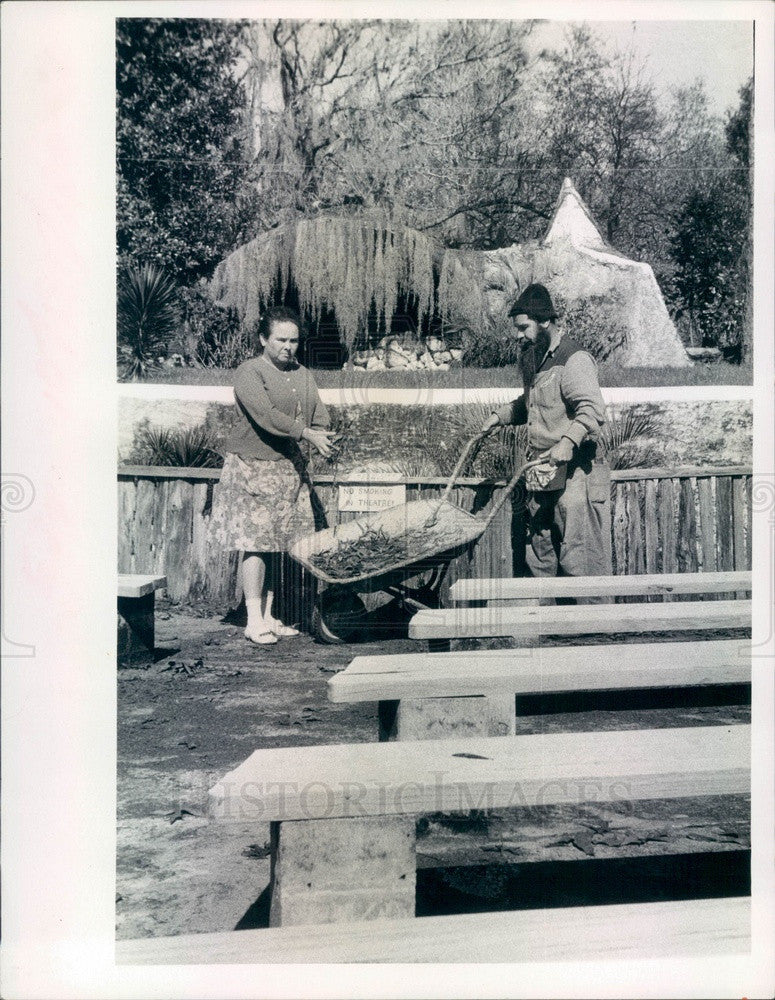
481;283;612;580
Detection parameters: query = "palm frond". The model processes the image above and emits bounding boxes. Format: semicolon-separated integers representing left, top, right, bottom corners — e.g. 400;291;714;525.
601;407;664;470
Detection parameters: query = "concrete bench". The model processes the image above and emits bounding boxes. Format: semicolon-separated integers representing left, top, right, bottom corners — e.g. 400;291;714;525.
407;598;752;644
116;894;750;964
328;638;751;741
449;570;752;605
117;573;167;666
207;724;749;928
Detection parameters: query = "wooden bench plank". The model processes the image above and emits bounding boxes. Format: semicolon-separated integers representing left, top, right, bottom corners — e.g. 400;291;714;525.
208;724;749;823
408;599;751;641
117;574;167;598
328;639;751;703
448;571;751;604
116;895;751;965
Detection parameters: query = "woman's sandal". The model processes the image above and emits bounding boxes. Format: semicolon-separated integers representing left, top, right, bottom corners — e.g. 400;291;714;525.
244;626;278;645
268;621;300;638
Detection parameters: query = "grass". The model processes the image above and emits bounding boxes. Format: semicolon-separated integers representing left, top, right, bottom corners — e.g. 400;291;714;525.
128;358;752;390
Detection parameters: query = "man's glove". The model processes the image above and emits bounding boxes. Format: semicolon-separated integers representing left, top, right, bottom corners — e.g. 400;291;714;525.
524;460;560;491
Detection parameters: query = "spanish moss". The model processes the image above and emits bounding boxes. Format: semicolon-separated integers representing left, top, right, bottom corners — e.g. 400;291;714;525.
209;214;458;349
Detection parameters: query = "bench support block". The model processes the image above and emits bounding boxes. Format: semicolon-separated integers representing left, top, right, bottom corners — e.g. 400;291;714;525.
117;593;155;666
269;815;416;927
379;694;516;741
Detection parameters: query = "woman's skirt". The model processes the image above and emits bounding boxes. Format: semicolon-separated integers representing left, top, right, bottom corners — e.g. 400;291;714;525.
209;453;315;552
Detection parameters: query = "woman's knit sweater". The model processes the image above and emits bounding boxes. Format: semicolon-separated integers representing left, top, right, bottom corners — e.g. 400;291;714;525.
225;354;330;461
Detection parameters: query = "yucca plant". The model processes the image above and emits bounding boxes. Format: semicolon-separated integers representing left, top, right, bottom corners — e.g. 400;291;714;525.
134;425;222;468
118;263;179;380
600;408;663;470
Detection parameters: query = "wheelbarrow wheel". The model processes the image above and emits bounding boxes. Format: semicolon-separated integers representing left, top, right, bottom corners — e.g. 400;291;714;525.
312;589;367;644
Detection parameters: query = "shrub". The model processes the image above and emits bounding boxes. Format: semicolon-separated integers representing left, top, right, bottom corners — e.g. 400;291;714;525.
179;285;252;369
117;263;179;380
133;424;223;468
557;295;628;362
460;315;523;369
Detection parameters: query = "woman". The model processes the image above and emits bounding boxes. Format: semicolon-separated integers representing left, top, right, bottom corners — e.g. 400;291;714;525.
210;306;335;644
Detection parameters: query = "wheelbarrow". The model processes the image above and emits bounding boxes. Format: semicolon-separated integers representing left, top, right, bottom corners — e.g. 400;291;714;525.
289;433;545;643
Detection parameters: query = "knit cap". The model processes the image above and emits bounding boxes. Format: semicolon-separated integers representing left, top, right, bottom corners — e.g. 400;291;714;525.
509;283;557;322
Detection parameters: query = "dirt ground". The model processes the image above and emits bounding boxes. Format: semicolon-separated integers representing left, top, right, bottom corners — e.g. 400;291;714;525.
116;601;751;941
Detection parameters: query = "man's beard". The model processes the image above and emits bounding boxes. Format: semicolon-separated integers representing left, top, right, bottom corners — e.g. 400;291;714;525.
518;327;552;389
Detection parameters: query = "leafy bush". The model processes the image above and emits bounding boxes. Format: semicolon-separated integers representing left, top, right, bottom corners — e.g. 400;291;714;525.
179;285;252;369
460;315;523;369
118;264;179;380
314;406;460;478
665;79;752;363
461;294;630;368
133;424;223;468
557;295;629;362
668;183;750;361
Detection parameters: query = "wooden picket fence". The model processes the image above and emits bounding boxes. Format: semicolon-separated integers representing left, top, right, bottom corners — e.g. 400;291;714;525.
117;464;752;622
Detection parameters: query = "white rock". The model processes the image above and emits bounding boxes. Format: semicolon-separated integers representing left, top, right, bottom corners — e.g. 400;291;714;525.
450;349;463;361
435;362;451;371
366;357;386;370
426;336;446;353
434;350;452;364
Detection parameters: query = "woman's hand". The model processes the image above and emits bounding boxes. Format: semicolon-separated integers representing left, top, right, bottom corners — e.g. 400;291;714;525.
302;427;337;458
481;413;501;434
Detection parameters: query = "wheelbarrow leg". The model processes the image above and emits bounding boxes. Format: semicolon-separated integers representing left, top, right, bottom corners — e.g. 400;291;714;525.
311;587;367;644
384;580;450;651
424;562;453;651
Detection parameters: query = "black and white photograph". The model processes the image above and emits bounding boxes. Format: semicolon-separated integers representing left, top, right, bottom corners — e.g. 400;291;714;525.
2;2;774;998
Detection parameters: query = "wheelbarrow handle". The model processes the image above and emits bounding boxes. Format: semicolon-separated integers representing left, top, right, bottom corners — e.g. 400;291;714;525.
438;431;489;507
479;457;551;530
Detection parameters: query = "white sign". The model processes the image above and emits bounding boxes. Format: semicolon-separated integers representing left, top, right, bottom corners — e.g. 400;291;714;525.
338;484;406;512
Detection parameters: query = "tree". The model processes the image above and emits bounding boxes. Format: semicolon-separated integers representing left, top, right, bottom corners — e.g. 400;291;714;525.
667;78;752;359
116;18;257;282
725;77;753;170
538;26;663;252
244;19;544;247
643;81;727;280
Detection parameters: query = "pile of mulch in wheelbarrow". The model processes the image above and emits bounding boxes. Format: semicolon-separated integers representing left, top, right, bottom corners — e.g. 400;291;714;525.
306;501;479;581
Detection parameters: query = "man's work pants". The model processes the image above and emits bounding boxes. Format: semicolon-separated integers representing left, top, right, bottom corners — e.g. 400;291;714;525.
525;462;612;579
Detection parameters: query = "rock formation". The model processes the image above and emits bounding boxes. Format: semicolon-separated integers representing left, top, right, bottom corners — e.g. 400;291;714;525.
480;178;689;367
